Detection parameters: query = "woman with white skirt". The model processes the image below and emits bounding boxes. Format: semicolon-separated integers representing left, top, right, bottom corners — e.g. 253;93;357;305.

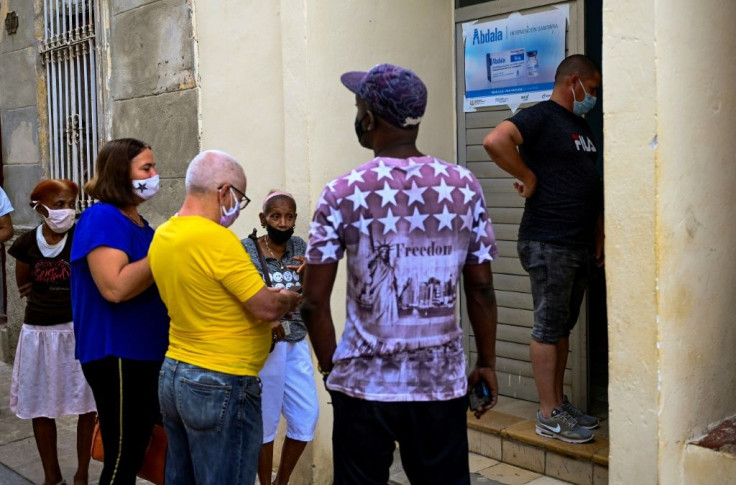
8;179;96;485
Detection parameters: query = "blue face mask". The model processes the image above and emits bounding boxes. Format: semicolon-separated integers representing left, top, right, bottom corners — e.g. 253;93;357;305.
572;79;596;116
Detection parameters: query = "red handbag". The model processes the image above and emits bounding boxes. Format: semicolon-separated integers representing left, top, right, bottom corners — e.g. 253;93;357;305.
90;418;167;485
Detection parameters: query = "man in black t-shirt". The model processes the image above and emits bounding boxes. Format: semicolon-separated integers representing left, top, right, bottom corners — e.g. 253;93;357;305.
483;55;603;444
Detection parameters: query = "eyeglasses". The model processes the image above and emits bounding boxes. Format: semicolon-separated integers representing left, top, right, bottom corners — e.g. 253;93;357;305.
218;184;251;210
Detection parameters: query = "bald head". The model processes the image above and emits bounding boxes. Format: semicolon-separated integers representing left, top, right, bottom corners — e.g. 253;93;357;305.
554;54;599;84
185;150;246;194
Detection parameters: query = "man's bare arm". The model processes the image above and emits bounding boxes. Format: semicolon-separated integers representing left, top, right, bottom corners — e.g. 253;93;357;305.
463;262;499;416
483;120;537;198
300;263;339;372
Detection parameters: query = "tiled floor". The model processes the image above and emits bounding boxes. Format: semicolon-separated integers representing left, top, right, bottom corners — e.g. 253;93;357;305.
388;448;574;485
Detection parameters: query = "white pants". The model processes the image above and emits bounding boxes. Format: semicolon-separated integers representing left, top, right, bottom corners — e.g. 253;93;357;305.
259;339;319;443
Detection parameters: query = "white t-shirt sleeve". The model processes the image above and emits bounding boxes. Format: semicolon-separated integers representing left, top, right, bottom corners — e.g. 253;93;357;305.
0;188;14;217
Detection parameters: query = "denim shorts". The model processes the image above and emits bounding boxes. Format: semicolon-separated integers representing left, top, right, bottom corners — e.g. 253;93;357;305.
517;240;593;344
158;357;263;485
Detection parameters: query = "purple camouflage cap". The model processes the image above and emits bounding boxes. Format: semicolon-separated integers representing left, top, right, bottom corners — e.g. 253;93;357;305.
341;63;427;129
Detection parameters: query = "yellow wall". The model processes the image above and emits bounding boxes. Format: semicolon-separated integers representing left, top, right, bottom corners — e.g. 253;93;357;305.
195;1;454;483
605;0;736;483
656;0;736;482
603;0;659;481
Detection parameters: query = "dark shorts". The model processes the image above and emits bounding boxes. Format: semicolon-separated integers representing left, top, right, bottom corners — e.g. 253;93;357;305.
330;391;470;485
518;240;593;344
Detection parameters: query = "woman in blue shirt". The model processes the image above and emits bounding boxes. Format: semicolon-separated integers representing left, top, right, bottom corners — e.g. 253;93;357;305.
71;138;169;485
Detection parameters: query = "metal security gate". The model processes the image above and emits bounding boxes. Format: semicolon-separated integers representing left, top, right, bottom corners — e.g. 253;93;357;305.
40;0;99;210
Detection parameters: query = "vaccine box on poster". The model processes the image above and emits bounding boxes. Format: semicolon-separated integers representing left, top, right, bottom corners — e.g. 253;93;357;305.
486;48;526;83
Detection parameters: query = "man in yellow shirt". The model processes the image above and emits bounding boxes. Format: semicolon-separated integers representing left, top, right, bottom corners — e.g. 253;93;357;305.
149;150;301;485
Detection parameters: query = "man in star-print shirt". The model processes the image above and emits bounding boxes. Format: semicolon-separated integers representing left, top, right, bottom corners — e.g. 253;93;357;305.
301;63;500;485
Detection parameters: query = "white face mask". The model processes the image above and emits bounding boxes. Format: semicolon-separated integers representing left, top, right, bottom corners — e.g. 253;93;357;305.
35;204;76;234
132;174;160;200
220;187;241;228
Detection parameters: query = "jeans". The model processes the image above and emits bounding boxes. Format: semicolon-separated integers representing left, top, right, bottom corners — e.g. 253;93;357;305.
517;240;593;344
158;357;263;485
331;391;470;485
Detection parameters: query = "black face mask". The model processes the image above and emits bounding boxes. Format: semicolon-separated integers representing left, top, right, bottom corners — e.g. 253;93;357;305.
354;113;369;142
266;225;294;245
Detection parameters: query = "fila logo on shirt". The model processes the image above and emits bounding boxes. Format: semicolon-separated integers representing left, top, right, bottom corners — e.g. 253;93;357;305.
572;134;597;153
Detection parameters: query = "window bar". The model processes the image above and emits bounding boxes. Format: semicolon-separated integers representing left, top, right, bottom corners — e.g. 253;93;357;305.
88;2;99;195
63;2;71;181
52;0;62;180
81;0;92;206
71;0;81;185
44;0;55;180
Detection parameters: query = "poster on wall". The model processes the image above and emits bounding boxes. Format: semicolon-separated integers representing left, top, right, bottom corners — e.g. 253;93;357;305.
463;5;569;113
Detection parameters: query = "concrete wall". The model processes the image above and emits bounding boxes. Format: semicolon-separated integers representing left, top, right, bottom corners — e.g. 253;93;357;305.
101;0;199;227
195;1;454;483
0;0;44;228
0;0;44;360
604;0;736;483
0;0;199;361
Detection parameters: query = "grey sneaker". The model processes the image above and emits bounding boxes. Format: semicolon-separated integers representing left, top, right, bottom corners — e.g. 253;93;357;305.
561;395;600;429
536;408;594;443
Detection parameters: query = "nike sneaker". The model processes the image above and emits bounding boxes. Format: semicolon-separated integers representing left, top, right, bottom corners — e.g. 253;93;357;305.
561;395;600;430
536;408;594;443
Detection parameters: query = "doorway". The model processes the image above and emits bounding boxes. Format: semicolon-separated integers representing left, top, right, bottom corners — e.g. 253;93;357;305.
583;0;608;416
455;0;607;416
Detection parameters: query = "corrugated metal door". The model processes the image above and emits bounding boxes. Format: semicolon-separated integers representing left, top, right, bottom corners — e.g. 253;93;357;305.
456;0;588;405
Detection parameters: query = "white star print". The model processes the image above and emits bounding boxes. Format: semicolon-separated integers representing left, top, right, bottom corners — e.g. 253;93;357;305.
371;161;394;181
326;179;339;192
321;224;338;240
431;178;456;204
473;199;485;222
317;241;340;261
316;193;329;209
310;220;338;241
375;182;399;207
454;165;474;182
378;208;400;235
309;221;322;237
351;213;374;236
405;160;425;181
459;184;475;204
403;181;427;206
429;158;450;177
327;206;343;228
406;207;429;233
345;169;366;187
475;218;488;242
472;242;493;263
346;186;370;210
433;206;456;231
460;207;474;232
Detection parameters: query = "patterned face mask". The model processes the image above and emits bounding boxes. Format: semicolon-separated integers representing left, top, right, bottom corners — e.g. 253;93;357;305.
132;174;160;200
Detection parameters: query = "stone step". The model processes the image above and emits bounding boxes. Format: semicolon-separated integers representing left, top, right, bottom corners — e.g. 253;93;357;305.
467;410;609;485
